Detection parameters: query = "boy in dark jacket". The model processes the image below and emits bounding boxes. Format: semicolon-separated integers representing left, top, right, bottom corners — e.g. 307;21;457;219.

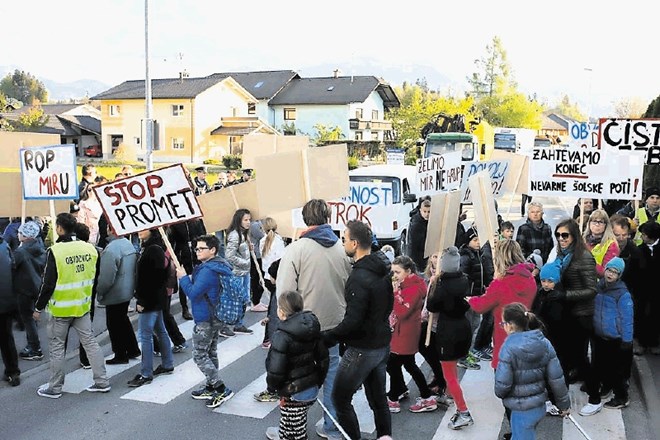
264;290;329;440
0;235;19;386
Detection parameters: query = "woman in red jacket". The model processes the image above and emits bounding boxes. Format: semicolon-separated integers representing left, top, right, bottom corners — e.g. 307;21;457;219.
467;239;537;370
386;256;438;414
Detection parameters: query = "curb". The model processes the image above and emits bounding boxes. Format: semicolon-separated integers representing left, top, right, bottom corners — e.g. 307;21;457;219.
20;298;185;382
632;354;660;440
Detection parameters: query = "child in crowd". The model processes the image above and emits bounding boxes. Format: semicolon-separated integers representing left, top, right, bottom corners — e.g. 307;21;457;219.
386;256;437;414
500;221;515;240
495;303;570;439
426;246;474;430
264;291;329;440
580;257;634;416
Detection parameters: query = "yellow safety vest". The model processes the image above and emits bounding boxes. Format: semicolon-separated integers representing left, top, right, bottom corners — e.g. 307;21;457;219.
633;208;660;245
48;240;98;317
591;238;615;266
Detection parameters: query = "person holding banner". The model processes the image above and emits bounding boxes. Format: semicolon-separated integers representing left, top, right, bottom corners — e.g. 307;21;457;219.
34;213;110;398
225;209;254;335
583;210;619;279
408;197;431;272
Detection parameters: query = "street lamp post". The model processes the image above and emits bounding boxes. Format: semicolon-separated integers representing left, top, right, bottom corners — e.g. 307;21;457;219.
584;67;593;122
144;0;154;171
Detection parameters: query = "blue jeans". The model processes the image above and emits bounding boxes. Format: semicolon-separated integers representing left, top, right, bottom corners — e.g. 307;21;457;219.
510;405;546;440
332;345;391;440
322;344;341;437
234;273;250;328
138;310;174;378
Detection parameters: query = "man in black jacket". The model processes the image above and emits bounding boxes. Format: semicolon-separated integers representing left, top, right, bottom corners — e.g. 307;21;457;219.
324;220;393;440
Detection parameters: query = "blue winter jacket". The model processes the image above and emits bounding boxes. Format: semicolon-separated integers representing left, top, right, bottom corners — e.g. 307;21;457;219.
179;256;233;323
593;279;634;343
495;329;570;411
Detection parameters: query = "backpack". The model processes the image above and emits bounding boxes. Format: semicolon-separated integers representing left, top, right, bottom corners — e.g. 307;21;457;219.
215;273;246;325
164;249;179;296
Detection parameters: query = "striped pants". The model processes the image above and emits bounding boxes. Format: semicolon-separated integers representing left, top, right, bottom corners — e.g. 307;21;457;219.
279;397;314;440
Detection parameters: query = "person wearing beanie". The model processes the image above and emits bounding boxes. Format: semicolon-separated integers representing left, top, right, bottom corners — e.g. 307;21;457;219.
582;256;633;415
426;247;474;430
14;221;47;361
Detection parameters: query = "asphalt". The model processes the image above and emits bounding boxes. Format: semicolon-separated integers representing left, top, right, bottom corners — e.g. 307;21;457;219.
633;353;660;440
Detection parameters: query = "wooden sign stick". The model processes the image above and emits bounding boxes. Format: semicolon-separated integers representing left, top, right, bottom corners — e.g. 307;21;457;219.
159;226;182;271
21;199;26;225
579;198;585;232
49;200;58;240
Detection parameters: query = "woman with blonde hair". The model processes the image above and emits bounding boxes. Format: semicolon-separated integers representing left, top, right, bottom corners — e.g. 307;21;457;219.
258;217;287;350
583;209;619;278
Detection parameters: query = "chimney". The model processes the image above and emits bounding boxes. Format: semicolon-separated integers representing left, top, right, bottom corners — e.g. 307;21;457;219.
333;69;341;78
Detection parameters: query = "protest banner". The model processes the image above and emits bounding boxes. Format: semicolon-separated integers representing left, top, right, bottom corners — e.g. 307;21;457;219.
241;134;309;169
254;144;349;214
568;122;599;149
93;164;203;236
528;146;643;200
460;159;511;203
599;118;660;165
468;170;500;247
0;173;70;216
415;151;462;197
386;148;405;165
0;132;61;169
423;190;461;259
489;149;528;220
196;180;260;233
19;144;78;200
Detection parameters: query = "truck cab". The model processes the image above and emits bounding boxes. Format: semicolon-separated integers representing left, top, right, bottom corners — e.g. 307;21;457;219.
329;164;418;255
422;132;480;161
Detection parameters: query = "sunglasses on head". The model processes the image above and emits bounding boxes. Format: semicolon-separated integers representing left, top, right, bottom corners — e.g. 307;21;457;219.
554;232;570;239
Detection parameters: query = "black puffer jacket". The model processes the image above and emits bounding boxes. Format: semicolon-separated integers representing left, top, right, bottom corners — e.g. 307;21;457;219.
135;234;168;312
407;212;428;271
559;249;597;317
266;311;329;397
426;271;471;360
459;242;494;296
13;238;46;299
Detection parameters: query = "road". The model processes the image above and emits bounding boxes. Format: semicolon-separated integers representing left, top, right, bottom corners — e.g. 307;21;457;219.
1;194;656;440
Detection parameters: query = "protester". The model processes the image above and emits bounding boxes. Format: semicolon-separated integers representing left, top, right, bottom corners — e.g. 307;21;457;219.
515;201;554;264
495;303;570;438
168;219;207;320
264;291;329;440
0;234;19;386
617;187;660;245
277;199;351;440
499;221;515;240
249;218;267;312
572;198;596;220
258;217;286;346
225;208;253;335
323;220;393;440
636;221;660;355
583;209;619;278
178;234;236;408
75;184;104;246
408;196;431;271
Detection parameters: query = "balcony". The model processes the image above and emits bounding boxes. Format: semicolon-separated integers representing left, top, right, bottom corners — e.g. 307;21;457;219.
348;118;393;131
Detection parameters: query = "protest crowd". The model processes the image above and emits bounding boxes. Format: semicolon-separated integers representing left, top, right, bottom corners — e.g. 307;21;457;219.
1;155;660;440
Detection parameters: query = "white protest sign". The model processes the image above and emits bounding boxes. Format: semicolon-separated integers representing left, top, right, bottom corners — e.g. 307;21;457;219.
93;164;203;236
528;147;643;200
599;118;660;164
568;122;599;149
386;148;405;165
19;144;78;200
460;159;511;203
416;151;462;197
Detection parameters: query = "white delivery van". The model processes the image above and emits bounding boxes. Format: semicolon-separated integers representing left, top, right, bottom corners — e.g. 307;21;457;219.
330;164;418;255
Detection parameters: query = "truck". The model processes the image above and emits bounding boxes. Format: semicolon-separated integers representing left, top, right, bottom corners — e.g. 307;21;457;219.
419;113;494;162
493;127;536;154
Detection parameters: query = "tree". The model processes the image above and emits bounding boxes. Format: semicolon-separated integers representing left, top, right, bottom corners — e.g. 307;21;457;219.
0;92;6;111
642;95;660;189
467;36;512;97
0;69;48;105
14;106;49;131
311;124;344;145
614;97;649;118
643;95;660;118
551;95;586;121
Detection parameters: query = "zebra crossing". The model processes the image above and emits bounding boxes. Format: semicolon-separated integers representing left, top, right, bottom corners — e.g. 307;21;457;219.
46;318;630;439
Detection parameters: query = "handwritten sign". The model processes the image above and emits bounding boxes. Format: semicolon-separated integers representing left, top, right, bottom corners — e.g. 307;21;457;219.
19;144;78;200
416;151;462;196
93;164;203;235
528;147;643;199
568;122;599;148
460;159;510;203
599;118;660;165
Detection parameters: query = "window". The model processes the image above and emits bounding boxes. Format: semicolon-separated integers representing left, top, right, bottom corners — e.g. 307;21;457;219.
371;131;379;141
248;103;256;115
355;131;363;141
172;104;184;116
133;136;141;145
172;138;185;150
372;110;378;120
284;108;296;121
109;105;120;116
110;135;123;154
355;108;363;119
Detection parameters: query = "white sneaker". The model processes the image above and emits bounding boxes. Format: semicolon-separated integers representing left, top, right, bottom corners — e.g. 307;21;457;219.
579;402;604;416
265;426;280;440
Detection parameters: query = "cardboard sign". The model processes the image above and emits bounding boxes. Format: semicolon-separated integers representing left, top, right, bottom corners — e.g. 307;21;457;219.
19;144;78;200
254;144;350;214
460;159;511;203
568;122;599;149
424;190;461;258
0;172;70;216
599;118;660;165
0;132;61;169
196;180;260;233
415;151;462;197
93;164;202;235
241;134;308;169
468;171;500;247
528;147;643;200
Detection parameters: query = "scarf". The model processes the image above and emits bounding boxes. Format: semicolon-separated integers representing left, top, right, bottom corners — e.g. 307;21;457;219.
585;232;603;247
556;243;575;274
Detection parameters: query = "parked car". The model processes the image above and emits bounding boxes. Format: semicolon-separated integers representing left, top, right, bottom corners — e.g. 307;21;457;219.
85;144;102;157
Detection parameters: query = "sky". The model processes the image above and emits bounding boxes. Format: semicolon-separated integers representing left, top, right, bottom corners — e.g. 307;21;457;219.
2;0;659;116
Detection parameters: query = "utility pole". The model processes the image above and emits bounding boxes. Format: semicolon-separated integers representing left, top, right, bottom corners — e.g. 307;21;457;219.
584;67;593;123
144;0;154;171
